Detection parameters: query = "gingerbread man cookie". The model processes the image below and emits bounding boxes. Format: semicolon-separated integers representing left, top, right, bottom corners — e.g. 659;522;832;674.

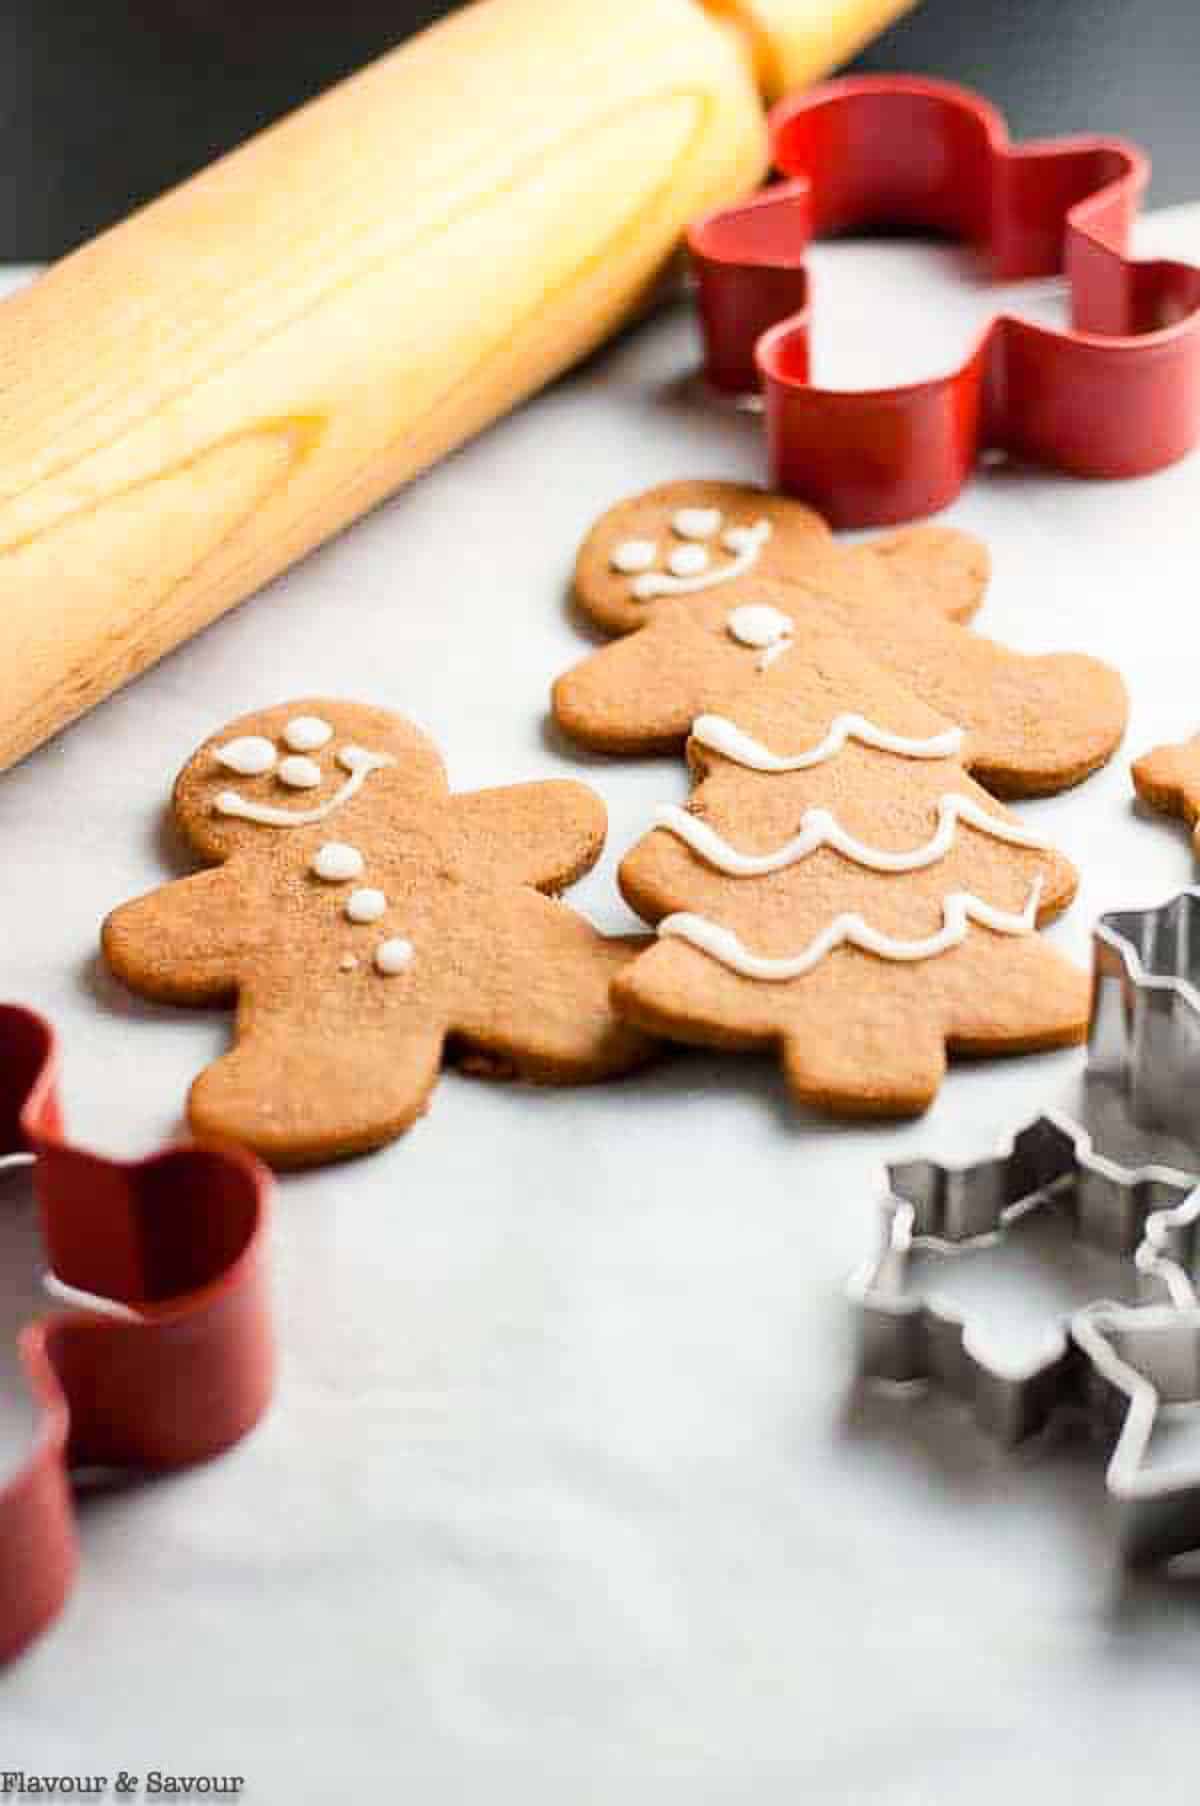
610;626;1088;1117
553;481;1127;797
1132;734;1200;853
102;702;655;1166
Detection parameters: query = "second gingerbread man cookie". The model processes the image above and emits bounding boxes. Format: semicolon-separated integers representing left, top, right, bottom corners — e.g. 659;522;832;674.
103;702;655;1166
554;481;1127;797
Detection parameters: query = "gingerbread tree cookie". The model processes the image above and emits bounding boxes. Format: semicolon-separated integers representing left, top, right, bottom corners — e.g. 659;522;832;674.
553;480;1127;797
103;702;655;1166
1132;734;1200;852
611;627;1088;1117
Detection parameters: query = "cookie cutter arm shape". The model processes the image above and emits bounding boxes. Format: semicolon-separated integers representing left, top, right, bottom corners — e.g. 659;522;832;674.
689;76;1200;525
0;1004;274;1664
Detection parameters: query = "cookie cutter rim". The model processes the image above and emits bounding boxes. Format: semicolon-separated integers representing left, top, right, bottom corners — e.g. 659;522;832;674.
688;74;1200;526
0;1002;274;1664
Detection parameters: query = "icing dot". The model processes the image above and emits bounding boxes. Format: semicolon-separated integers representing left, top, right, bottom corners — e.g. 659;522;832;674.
667;544;710;578
722;523;761;554
311;841;365;882
727;603;794;649
337;744;375;774
672;506;722;540
374;937;414;976
277;755;323;790
215;789;243;815
216;735;276;777
339;954;359;973
284;715;333;752
346;887;387;924
610;538;656;575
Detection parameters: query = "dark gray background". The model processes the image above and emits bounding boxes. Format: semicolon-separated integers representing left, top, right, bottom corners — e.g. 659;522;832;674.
1;0;1198;260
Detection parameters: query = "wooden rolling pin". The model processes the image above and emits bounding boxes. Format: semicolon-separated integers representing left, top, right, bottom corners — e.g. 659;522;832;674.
0;0;912;770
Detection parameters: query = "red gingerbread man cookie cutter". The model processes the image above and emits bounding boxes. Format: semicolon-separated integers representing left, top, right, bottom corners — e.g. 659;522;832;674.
689;76;1200;525
0;1004;273;1664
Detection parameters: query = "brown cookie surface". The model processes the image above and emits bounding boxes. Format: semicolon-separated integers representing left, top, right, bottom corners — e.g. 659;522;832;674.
555;480;1126;796
103;701;655;1166
1132;734;1200;850
611;628;1088;1118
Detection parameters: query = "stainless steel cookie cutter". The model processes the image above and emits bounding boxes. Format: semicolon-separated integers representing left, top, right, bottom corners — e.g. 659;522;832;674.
852;1120;1200;1563
850;1112;1196;1448
1090;887;1200;1142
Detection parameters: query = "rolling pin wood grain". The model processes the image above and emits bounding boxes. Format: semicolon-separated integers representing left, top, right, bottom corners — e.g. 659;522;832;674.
0;0;912;771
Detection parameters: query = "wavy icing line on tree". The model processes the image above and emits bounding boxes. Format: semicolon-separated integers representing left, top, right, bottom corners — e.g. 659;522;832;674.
654;792;1049;877
691;712;965;772
658;879;1044;981
215;744;395;827
609;516;773;599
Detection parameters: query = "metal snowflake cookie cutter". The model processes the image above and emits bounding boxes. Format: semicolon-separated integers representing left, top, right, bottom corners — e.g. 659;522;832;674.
849;1112;1197;1448
1090;888;1200;1144
0;1003;275;1665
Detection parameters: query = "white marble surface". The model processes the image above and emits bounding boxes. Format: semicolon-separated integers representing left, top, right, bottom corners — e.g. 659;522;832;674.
4;209;1200;1799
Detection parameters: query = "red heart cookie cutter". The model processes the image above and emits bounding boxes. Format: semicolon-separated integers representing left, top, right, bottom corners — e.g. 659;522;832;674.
0;1004;274;1664
689;75;1200;525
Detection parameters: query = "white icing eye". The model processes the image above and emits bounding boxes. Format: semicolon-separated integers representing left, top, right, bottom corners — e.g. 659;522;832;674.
672;507;722;540
610;538;657;575
667;545;710;579
722;523;761;554
374;936;414;976
216;735;276;777
726;603;794;649
311;841;365;882
346;887;387;924
284;715;333;753
277;755;323;790
337;744;375;774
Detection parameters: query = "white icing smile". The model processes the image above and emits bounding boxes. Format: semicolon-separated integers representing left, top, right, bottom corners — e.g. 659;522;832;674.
658;880;1043;981
215;743;394;827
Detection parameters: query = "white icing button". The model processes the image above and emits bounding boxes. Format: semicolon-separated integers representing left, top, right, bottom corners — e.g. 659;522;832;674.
672;506;722;540
284;715;333;753
277;755;323;789
727;603;794;649
610;538;657;575
346;887;387;924
667;544;710;578
311;842;365;882
374;937;414;976
339;954;359;973
722;524;758;554
216;735;276;777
